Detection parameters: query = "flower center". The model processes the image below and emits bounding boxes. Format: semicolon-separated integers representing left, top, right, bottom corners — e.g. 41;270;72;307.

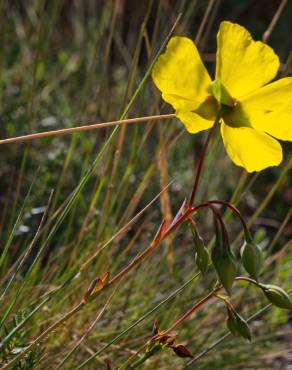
191;80;251;129
209;80;251;128
210;80;234;107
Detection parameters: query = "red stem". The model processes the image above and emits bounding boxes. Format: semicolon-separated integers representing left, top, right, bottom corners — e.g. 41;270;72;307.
154;277;258;339
161;286;221;335
208;203;230;247
207;200;251;239
189;116;220;206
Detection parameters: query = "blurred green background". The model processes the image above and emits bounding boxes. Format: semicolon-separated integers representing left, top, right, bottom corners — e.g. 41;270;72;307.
0;1;291;369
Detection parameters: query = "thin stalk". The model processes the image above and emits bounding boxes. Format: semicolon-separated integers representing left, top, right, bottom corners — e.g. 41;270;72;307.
79;180;174;272
190;200;251;241
118;342;150;370
189;115;220;206
208;204;230;247
195;0;216;44
0;114;176;146
105;234;162;288
262;0;287;42
160;287;221;336
208;200;252;240
190;202;229;246
92;200;193;293
158;277;258;337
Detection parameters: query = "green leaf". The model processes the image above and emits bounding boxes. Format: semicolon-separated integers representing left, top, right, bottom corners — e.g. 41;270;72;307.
260;284;292;310
240;240;263;281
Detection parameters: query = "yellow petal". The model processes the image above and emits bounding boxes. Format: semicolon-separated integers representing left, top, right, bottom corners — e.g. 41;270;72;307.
221;123;282;172
177;111;213;134
233;77;292;141
152;37;211;111
216;21;279;98
264;105;292;141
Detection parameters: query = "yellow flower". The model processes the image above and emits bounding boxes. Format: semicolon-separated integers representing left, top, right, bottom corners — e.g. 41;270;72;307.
152;21;292;172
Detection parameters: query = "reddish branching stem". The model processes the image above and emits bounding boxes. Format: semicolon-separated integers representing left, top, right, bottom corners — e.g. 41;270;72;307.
189;115;220;206
153;277;258;340
207;200;251;239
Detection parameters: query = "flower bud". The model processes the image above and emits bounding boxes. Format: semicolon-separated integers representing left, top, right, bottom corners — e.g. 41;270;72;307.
240;240;263;281
84;272;110;301
211;248;237;295
172;344;193;358
211;213;237;295
260;284;292;310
